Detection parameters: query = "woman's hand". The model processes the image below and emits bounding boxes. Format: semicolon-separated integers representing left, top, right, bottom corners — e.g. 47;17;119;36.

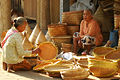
32;48;41;54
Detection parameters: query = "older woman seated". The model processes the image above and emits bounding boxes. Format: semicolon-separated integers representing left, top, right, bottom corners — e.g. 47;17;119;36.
73;9;103;54
1;17;40;72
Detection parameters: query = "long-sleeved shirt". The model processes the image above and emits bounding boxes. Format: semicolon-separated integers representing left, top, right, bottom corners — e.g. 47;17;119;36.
80;19;103;46
2;27;32;64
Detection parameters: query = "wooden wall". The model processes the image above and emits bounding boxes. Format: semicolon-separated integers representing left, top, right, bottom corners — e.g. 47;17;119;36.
24;0;37;20
50;0;60;23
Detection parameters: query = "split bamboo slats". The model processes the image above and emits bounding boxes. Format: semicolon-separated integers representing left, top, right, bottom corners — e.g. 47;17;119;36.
62;10;83;26
48;24;68;37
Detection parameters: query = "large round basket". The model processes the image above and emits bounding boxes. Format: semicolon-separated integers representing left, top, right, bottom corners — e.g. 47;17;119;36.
33;62;52;71
67;26;80;36
88;57;118;77
44;64;71;77
105;49;120;60
62;10;83;26
48;24;67;37
38;42;58;60
92;47;115;58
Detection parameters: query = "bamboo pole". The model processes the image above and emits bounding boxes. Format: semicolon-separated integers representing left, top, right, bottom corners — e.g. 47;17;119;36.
0;0;11;42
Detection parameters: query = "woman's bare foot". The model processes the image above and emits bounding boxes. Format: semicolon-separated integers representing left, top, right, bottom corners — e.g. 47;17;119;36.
7;64;14;72
3;62;7;71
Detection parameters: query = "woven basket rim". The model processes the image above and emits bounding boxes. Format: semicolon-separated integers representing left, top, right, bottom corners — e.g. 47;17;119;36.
62;10;83;14
44;64;71;72
51;35;72;38
48;24;67;27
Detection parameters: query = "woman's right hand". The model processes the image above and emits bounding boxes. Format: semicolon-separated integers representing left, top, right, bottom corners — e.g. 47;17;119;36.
32;48;41;54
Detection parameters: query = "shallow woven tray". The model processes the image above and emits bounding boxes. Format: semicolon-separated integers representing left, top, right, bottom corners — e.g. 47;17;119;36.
38;42;58;60
92;47;115;56
44;64;71;73
105;49;120;60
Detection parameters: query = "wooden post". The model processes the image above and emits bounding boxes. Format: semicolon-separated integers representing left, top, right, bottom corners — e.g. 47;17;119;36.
50;0;60;23
37;0;40;25
40;0;50;30
0;0;11;42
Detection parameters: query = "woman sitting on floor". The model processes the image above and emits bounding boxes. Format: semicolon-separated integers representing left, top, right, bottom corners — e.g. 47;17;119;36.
1;17;40;72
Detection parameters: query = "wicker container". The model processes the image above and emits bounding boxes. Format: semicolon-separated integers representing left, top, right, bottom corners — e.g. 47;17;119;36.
48;24;68;37
67;26;80;36
62;11;83;26
92;47;115;58
88;57;118;77
60;68;89;80
51;36;72;51
61;43;72;52
114;14;120;29
44;64;71;77
38;42;58;60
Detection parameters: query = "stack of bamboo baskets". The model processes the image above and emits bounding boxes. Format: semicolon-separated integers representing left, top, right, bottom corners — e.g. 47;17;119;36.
48;10;83;52
48;23;72;52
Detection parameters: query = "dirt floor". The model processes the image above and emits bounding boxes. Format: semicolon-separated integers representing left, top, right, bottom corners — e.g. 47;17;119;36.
0;48;61;80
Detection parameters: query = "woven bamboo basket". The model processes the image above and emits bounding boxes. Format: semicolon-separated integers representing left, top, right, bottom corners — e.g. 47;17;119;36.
62;11;83;26
38;42;58;60
51;36;72;51
92;47;115;58
48;24;67;37
67;26;80;36
44;64;71;77
88;57;118;77
60;68;89;80
61;43;72;52
114;14;120;29
105;49;120;60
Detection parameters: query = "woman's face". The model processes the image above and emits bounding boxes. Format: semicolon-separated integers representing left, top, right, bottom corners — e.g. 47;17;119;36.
17;22;27;32
83;10;92;21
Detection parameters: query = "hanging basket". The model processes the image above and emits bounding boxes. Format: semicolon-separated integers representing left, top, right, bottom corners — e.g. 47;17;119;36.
62;11;83;26
48;24;68;37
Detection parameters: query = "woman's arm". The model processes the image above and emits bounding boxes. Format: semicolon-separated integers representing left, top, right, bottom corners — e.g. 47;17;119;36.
80;20;85;38
15;33;32;57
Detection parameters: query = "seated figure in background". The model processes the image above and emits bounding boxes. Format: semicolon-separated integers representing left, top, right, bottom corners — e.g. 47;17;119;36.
73;9;103;54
